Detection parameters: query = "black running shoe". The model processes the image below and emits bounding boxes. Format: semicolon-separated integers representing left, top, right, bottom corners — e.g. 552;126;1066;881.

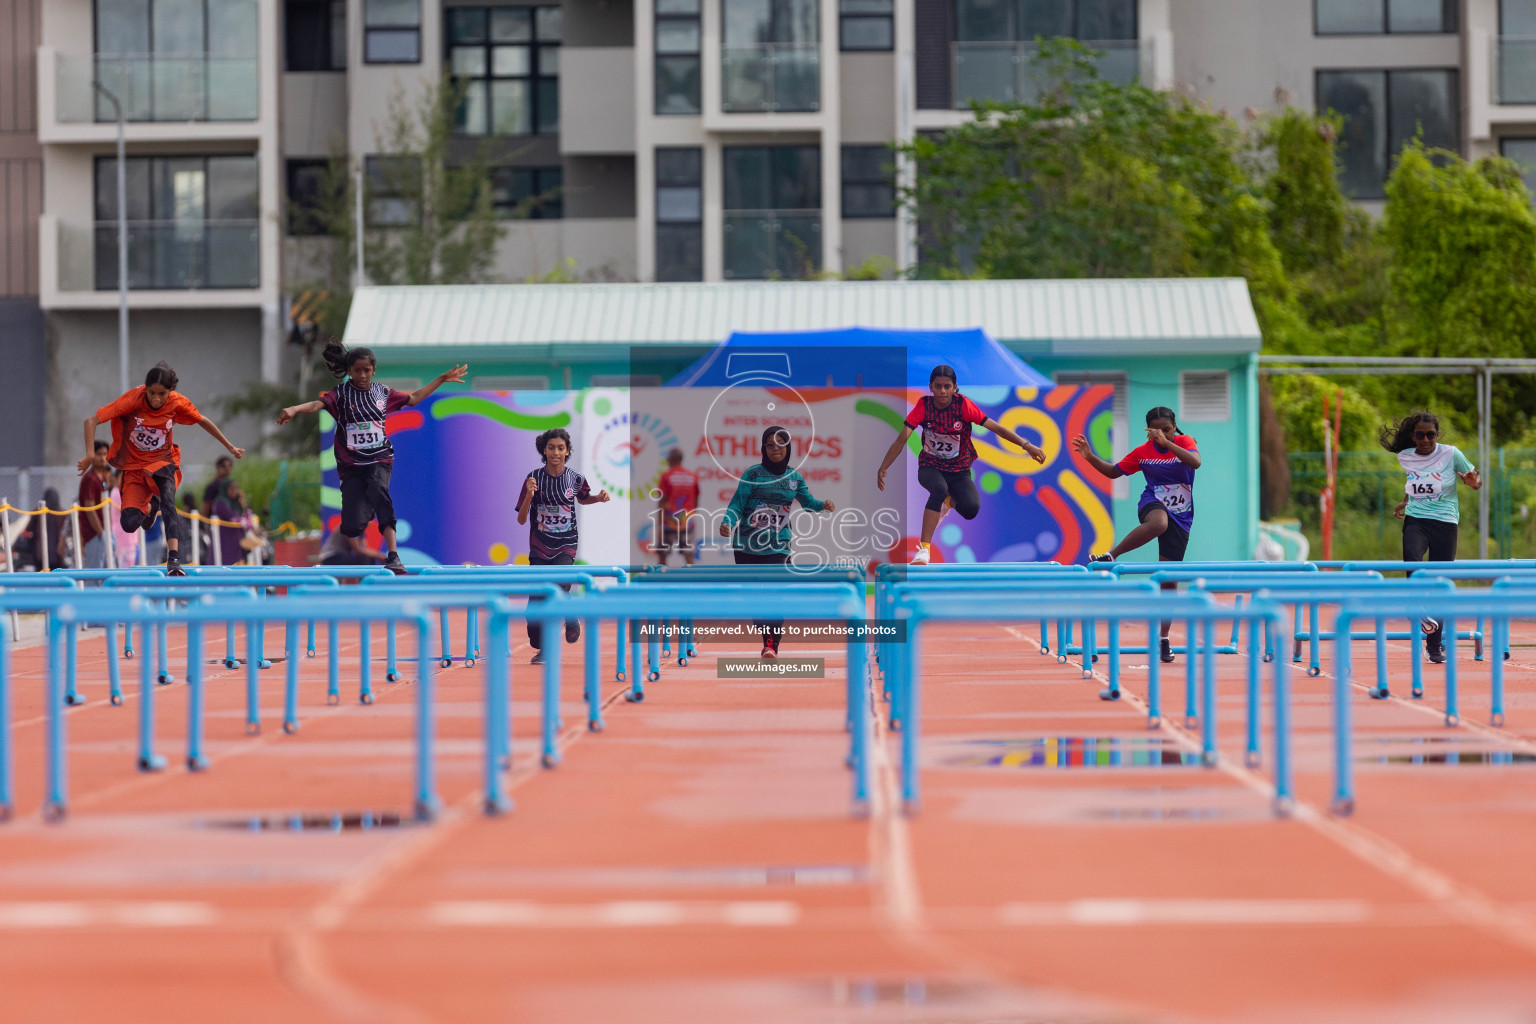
165;553;186;577
1427;644;1446;665
565;620;581;644
382;552;407;576
144;494;161;530
1089;553;1114;564
1159;638;1175;663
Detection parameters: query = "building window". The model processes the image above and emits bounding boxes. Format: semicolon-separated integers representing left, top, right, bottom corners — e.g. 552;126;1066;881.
1315;0;1456;34
364;0;421;63
286;159;342;236
365;155;421;226
953;0;1136;106
93;154;259;289
841;146;895;218
1501;138;1536;198
1316;68;1459;199
722;0;820;112
92;0;260;121
1498;0;1536;103
656;148;703;281
492;166;564;219
447;5;561;135
840;0;892;50
286;0;347;70
656;0;702;114
723;145;821;279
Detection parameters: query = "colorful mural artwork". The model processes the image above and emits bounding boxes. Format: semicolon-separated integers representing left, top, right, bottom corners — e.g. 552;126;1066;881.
321;384;1113;567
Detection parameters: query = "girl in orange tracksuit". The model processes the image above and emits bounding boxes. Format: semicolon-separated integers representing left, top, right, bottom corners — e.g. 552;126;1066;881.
79;361;245;575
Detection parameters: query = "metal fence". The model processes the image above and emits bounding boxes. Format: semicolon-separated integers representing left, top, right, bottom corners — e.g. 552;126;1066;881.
1288;449;1536;560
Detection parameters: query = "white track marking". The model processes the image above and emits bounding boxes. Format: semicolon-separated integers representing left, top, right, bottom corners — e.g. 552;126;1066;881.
427;900;800;928
998;625;1536;959
0;901;215;928
998;898;1372;926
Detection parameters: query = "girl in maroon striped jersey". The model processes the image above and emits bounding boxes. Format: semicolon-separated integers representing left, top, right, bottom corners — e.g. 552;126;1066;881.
876;364;1045;565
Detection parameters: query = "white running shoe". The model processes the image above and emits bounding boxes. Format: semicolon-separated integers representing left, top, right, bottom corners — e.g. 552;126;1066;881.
910;542;931;566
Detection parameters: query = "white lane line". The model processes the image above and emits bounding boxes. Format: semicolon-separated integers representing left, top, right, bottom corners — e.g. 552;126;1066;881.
1005;625;1536;959
427;900;800;928
0;901;216;928
998;898;1372;926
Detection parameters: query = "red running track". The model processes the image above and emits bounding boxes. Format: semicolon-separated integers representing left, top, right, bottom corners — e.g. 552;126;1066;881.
0;606;1535;1022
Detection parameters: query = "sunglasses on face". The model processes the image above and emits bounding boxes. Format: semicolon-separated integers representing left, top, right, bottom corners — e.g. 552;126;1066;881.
1414;431;1438;440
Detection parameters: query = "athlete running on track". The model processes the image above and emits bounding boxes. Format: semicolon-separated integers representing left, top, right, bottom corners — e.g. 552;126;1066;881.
517;427;610;664
655;448;700;565
277;340;466;576
1072;406;1200;664
1382;411;1480;664
720;425;835;658
79;361;245;576
876;364;1045;565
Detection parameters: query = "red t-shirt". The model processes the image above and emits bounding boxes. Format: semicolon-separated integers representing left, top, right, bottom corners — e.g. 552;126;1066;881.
657;465;700;516
905;394;987;470
1116;433;1199;531
96;387;203;473
77;471;106;544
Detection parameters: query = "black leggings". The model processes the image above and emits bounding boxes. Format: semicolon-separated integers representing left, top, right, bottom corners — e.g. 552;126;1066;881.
917;465;981;517
527;552;576;650
119;465;181;546
734;550;789;642
1403;515;1458;645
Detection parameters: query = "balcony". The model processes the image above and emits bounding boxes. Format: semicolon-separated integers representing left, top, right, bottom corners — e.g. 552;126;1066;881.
1495;36;1536;105
722;210;821;279
721;44;820;113
59;220;260;293
952;39;1139;107
54;53;259;123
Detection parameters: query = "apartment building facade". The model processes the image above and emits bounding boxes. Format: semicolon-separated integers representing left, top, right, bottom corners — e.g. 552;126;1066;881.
18;0;1536;462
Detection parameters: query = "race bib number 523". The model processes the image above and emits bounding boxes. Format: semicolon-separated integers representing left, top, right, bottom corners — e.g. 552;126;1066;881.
922;432;961;459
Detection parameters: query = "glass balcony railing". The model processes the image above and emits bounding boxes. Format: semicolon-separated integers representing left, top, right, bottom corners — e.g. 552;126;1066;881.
952;39;1139;107
721;43;820;113
722;209;821;279
62;220;260;291
1496;37;1536;105
55;54;259;123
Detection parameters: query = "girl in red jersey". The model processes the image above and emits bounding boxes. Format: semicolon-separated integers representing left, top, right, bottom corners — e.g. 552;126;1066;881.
655;448;700;565
1071;406;1201;663
875;364;1045;565
78;361;245;575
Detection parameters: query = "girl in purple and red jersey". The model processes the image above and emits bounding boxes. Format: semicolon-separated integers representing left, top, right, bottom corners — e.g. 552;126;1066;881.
277;340;466;575
876;364;1044;565
516;427;610;663
1072;405;1201;664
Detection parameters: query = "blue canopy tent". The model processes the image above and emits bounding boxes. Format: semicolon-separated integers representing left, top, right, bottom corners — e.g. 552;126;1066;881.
665;326;1053;389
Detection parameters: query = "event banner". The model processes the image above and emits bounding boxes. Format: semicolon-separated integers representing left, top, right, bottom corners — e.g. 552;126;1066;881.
319;383;1112;567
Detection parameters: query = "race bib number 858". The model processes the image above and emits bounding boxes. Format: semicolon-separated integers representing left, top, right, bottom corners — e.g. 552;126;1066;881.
130;424;167;451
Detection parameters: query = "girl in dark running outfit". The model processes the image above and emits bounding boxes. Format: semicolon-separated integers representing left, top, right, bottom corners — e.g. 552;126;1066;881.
516;427;610;664
1072;406;1201;664
876;364;1044;565
278;341;466;574
720;426;836;658
1382;411;1480;664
